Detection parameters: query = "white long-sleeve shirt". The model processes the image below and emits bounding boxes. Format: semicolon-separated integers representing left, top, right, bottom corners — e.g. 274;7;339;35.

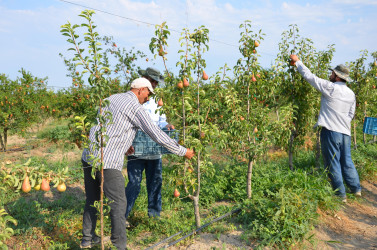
296;60;356;136
136;97;168;160
82;92;186;171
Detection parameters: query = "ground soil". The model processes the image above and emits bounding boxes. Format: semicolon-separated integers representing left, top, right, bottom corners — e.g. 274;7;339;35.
161;180;377;250
2;134;377;250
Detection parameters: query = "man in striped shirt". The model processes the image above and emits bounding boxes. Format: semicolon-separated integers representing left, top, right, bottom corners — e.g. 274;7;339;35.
80;78;194;249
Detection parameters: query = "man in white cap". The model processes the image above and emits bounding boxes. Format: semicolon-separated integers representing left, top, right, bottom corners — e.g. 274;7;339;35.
290;54;361;203
80;77;194;249
125;68;172;223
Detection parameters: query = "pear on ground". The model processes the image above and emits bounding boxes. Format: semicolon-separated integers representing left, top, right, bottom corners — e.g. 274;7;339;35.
22;176;31;193
41;178;50;192
57;182;66;192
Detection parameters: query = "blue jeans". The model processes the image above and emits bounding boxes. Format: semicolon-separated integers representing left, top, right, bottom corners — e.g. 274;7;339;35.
320;127;361;197
82;160;127;249
125;156;162;218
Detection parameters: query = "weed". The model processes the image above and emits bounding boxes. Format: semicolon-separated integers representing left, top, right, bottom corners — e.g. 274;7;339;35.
38;125;71;143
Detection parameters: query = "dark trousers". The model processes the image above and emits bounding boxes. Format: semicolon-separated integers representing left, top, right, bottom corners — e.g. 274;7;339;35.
320;127;361;197
82;160;127;249
125;156;162;218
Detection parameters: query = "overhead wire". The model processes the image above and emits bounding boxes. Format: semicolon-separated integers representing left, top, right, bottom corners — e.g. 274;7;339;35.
57;0;276;57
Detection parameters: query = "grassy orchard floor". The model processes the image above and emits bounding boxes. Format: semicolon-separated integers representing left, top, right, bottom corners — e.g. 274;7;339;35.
0;119;376;249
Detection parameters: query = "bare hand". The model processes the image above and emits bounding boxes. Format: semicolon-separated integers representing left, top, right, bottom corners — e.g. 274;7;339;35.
289;54;299;66
126;146;135;156
184;148;195;159
165;124;175;130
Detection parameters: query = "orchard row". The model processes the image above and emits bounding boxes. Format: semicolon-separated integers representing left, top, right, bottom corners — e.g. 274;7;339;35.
1;10;376;228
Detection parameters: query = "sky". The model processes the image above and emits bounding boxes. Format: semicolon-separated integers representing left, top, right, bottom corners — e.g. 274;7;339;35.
1;0;377;90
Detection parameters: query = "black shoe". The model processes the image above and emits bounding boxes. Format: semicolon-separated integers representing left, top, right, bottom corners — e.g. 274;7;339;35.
80;236;110;248
126;220;131;228
80;239;92;249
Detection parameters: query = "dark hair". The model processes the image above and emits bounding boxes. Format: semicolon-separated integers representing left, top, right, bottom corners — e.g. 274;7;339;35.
339;77;347;83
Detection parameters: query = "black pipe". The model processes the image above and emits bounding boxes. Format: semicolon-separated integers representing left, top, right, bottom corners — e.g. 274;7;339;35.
144;231;183;250
164;208;241;248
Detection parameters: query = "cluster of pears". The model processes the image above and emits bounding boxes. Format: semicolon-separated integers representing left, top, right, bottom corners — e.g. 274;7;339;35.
177;70;209;90
22;175;66;193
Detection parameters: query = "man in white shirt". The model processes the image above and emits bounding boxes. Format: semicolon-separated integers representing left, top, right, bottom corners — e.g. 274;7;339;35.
290;55;361;202
125;68;173;221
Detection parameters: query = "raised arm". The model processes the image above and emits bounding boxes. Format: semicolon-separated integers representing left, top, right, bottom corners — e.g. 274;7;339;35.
290;54;334;96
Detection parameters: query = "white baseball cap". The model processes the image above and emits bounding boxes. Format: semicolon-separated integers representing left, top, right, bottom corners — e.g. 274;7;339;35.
130;77;155;94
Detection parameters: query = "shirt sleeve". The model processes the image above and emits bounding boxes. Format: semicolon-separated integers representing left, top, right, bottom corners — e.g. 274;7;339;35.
131;107;187;157
349;99;356;120
296;60;334;97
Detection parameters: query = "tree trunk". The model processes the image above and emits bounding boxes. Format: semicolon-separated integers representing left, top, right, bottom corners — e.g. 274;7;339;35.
275;108;280;121
353;122;357;149
247;158;253;199
3;128;8;152
288;129;295;171
0;131;4;152
99;105;105;250
193;196;201;228
100;167;104;249
182;89;186;142
363;107;367;144
315;128;321;169
193;151;201;228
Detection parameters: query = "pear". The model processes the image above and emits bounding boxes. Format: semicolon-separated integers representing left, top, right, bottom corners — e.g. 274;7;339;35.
41;178;50;192
22;176;31;193
202;70;209;80
174;188;180;198
252;74;257;82
177;81;183;89
57;182;66;192
158;46;165;56
157;99;163;106
183;78;189;87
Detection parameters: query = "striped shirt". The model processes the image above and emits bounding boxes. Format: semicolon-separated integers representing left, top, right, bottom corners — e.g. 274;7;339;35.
296;60;356;136
82;91;187;171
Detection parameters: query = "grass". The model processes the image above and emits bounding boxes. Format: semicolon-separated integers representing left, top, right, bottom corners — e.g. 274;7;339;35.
0;119;376;249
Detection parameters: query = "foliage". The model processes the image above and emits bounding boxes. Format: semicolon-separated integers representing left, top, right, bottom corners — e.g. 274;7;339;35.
150;22;232;227
0;207;17;248
0;70;51;151
237;159;336;248
348;50;377;136
275;24;335;169
37;125;71;143
352;143;377;181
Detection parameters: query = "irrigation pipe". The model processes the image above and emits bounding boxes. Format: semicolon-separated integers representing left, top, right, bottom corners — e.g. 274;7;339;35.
151;208;241;249
144;231;183;250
